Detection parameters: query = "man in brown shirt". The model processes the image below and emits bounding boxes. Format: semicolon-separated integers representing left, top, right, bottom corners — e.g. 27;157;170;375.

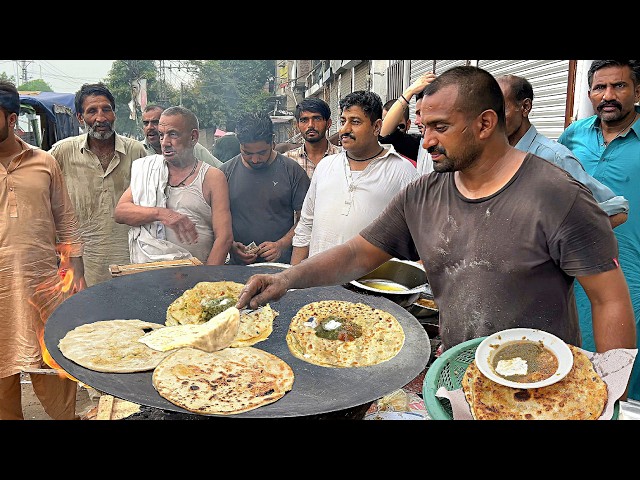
49;83;147;286
0;80;86;419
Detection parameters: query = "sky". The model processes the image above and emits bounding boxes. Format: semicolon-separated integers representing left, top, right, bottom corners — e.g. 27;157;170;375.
0;60;115;94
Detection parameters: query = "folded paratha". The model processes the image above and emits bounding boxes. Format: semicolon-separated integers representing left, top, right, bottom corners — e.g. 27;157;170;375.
462;344;607;420
152;346;294;415
58;319;172;373
138;307;240;353
286;300;405;368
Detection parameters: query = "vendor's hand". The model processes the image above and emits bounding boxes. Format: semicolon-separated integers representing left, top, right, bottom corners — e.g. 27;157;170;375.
231;241;259;265
236;273;289;310
163;209;198;244
257;240;284;262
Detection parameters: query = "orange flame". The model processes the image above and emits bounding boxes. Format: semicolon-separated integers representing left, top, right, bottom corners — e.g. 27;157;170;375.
28;254;79;382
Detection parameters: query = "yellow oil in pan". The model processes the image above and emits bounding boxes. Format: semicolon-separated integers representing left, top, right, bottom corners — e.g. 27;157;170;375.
359;279;409;292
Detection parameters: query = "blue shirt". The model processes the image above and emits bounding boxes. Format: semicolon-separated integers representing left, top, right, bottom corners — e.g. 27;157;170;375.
558;106;640;401
516;124;628;216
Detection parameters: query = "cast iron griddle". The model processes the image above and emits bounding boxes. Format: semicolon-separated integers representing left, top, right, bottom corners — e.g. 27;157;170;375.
44;265;430;418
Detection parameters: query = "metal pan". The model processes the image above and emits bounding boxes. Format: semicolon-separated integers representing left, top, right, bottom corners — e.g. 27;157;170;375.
44;265;430;418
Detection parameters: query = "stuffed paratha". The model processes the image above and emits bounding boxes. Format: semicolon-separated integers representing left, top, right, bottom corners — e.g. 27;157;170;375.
166;281;245;326
166;281;277;346
286;300;405;368
152;346;294;415
231;304;276;347
462;344;607;420
58;319;171;373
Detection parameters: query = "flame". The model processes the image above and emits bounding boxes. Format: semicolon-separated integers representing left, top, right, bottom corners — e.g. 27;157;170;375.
28;253;79;382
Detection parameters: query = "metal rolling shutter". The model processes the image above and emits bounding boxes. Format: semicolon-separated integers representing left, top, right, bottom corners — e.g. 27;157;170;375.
329;80;340;138
479;60;570;140
340;69;353;98
354;61;370;92
408;60;470;133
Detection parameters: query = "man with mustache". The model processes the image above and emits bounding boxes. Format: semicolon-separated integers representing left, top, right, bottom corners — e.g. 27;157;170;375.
558;59;640;401
290;90;418;265
49;83;147;286
284;97;341;178
238;67;636;399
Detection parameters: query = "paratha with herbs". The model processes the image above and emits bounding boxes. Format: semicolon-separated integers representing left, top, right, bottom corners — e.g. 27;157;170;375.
58;319;171;373
286;300;405;368
166;281;277;346
166;281;245;326
462;344;607;420
152;346;294;415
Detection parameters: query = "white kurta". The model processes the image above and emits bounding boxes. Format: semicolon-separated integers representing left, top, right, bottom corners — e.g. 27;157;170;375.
293;146;419;258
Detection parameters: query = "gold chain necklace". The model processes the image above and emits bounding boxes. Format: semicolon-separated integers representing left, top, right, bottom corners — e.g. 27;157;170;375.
600;112;638;146
168;161;198;188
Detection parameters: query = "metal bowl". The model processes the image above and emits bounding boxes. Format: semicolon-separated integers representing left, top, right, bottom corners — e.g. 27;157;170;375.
407;292;439;319
348;258;427;307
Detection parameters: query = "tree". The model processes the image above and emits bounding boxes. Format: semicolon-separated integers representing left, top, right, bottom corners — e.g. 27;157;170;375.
103;60;276;137
104;60;158;138
187;60;275;131
0;72;15;84
17;78;53;92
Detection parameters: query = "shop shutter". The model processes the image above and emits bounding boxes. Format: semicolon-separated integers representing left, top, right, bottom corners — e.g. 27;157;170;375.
479;60;570;140
354;61;370;92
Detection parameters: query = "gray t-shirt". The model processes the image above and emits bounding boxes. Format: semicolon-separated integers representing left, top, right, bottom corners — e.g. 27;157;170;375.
361;153;619;350
220;153;311;264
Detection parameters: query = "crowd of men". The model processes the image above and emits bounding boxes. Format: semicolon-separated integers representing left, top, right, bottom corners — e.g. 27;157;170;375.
1;59;639;420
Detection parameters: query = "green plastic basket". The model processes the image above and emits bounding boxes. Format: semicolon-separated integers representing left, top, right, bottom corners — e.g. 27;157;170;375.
422;336;619;420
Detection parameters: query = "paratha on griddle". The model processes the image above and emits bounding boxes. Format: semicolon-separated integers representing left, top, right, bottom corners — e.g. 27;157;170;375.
462;344;607;420
152;346;294;415
286;300;405;368
58;319;171;373
166;281;245;326
166;281;277;346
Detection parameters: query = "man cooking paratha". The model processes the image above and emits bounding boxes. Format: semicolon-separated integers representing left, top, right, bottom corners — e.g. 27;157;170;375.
237;66;637;397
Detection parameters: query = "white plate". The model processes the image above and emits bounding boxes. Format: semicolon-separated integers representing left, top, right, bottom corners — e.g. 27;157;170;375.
474;328;573;389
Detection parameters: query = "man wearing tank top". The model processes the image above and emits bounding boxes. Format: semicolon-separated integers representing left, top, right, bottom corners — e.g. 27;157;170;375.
115;106;233;265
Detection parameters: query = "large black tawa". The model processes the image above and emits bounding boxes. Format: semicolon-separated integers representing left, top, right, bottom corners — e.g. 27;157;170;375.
45;265;430;418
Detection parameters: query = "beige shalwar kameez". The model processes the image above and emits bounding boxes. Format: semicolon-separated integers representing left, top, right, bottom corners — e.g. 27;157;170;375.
49;133;147;286
0;137;84;419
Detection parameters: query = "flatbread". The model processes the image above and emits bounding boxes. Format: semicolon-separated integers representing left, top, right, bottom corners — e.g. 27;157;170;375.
166;281;245;326
138;307;240;352
58;319;171;373
462;344;607;420
152;346;294;415
286;300;405;368
166;281;276;346
231;304;277;347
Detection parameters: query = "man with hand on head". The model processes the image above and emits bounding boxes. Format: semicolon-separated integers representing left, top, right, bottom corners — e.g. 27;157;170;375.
380;73;436;173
